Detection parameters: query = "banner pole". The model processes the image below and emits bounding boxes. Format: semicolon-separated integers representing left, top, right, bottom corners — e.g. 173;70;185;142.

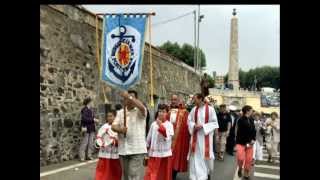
149;15;154;108
123;102;127;138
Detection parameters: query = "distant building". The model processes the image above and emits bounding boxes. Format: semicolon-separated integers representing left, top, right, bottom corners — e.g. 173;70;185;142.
212;71;216;80
215;75;225;88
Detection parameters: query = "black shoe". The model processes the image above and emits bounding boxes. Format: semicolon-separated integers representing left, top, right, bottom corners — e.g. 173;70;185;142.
238;168;242;178
243;176;250;180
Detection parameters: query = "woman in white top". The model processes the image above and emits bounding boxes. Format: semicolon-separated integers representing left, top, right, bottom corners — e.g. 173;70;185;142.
144;104;174;180
95;110;121;180
252;112;264;163
265;112;280;163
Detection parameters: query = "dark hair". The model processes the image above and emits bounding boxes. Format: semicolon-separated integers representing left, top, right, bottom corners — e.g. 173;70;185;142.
242;105;253;115
194;93;204;101
155;104;169;119
220;104;226;108
271;112;278;118
107;109;117;117
115;104;122;111
83;97;92;106
128;90;138;98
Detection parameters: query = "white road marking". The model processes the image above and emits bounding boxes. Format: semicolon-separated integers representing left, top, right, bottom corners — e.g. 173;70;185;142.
254;172;280;179
40;159;98;177
255;164;280;170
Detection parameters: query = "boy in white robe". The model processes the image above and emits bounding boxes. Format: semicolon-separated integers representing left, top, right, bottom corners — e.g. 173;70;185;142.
144;104;174;180
187;93;219;180
95;110;121;180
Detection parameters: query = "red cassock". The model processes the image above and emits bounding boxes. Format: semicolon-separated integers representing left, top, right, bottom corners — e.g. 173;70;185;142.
144;156;173;180
95;158;122;180
171;109;191;172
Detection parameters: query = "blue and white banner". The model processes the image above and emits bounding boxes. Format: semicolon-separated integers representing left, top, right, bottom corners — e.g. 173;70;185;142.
101;14;147;90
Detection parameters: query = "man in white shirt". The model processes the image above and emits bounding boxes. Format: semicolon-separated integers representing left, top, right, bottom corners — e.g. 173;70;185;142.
188;93;219;180
112;90;147;180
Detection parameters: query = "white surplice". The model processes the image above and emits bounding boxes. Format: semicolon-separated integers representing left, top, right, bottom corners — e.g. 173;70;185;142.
187;104;219;180
146;120;174;157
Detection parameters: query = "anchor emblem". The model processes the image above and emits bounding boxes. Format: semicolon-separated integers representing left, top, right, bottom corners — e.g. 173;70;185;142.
109;25;136;83
111;26;135;43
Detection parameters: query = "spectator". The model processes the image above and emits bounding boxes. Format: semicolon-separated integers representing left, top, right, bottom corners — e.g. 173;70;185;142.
79;97;99;161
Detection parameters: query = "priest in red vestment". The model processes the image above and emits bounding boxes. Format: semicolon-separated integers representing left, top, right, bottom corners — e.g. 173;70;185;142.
169;95;191;180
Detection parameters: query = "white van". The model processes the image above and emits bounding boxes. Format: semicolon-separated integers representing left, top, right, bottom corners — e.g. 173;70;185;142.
261;87;275;93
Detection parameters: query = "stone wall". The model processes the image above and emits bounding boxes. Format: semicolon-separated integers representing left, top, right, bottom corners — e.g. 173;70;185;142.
40;5;200;166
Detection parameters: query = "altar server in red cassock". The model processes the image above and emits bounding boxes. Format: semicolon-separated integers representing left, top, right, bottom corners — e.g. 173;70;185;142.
144;104;174;180
169;95;191;180
188;93;219;180
95;110;122;180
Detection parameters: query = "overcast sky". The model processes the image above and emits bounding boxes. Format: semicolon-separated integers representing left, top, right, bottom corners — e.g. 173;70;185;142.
83;5;279;76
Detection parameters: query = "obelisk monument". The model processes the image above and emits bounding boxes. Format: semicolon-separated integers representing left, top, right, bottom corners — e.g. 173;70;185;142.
228;8;240;90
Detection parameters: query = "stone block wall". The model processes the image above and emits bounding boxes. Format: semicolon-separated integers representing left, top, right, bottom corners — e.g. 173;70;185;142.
40;5;200;166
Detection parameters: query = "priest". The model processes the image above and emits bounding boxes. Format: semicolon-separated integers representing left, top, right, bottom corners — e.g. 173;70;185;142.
187;93;219;180
169;95;191;180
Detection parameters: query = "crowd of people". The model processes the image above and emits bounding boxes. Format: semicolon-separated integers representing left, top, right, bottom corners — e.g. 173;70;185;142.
78;90;280;180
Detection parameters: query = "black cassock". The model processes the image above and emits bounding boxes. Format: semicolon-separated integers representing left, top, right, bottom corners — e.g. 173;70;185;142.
226;112;239;155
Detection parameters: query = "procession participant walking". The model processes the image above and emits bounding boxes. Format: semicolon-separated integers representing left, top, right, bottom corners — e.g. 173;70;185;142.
169;96;190;180
265;112;280;163
95;110;122;180
112;90;148;180
188;93;219;180
226;105;239;156
79;97;99;161
216;104;232;160
235;105;256;180
252;112;264;163
144;104;174;180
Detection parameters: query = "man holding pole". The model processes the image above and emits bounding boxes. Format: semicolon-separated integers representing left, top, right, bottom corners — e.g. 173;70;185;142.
112;90;148;180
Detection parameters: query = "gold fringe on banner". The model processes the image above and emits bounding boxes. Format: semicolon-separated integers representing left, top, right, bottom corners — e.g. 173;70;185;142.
148;15;154;108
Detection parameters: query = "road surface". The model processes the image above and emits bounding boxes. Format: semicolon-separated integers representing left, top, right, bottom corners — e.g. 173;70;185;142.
40;147;279;180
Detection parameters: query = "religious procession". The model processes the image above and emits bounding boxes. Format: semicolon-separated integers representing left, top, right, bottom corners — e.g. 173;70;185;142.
40;5;280;180
83;89;280;180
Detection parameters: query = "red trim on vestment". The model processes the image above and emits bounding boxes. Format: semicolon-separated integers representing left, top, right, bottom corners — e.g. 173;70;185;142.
158;124;167;138
191;103;210;159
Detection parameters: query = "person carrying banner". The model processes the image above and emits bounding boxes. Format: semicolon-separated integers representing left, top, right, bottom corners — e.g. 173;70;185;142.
112;90;147;180
169;95;190;180
187;93;219;180
144;104;174;180
95;109;122;180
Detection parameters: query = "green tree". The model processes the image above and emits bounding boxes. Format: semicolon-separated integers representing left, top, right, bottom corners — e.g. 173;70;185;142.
159;41;206;68
224;66;279;89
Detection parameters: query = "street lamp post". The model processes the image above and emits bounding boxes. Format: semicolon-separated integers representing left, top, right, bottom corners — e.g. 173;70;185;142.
196;5;204;76
193;10;197;72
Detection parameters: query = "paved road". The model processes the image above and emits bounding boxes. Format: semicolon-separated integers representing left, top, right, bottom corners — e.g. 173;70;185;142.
40;147;279;180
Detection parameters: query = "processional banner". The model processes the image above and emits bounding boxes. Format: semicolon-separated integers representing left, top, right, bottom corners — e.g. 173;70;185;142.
101;14;147;90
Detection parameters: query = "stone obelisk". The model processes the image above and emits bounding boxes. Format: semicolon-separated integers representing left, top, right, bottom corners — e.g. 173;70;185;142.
228;9;240;90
